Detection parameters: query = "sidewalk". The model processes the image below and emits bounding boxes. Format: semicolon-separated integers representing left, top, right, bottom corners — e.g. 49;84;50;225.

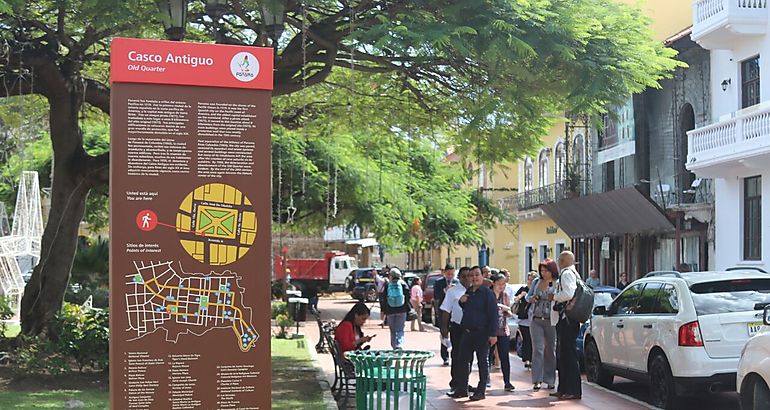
307;298;650;409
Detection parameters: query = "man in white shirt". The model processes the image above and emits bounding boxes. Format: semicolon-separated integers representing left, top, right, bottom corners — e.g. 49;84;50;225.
440;267;472;396
550;251;581;400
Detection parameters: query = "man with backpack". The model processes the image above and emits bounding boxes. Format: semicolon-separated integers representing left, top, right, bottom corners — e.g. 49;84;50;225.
382;268;410;349
551;251;581;401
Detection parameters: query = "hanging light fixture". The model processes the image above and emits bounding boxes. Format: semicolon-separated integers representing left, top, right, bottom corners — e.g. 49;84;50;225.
157;0;189;41
262;0;286;47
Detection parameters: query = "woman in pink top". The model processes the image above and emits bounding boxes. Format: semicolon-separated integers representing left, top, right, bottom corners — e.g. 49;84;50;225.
410;277;425;331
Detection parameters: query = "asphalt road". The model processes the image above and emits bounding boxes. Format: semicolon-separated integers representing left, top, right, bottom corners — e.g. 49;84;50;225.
604;377;740;409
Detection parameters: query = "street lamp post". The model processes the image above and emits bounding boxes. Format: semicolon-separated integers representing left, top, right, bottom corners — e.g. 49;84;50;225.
158;0;189;41
262;0;286;48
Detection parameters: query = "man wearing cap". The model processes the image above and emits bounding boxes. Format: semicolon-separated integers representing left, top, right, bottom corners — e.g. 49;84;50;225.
382;268;410;349
433;263;456;365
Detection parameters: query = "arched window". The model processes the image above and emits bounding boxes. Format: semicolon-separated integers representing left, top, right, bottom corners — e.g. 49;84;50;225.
524;158;533;191
538;149;549;187
554;142;565;182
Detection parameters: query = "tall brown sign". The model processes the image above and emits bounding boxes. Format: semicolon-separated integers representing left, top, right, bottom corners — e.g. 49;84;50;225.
109;38;273;409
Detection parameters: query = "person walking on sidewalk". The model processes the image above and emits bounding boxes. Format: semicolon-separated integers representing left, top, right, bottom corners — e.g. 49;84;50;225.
514;272;536;369
382;268;410;349
410;277;425;331
440;267;474;396
491;273;515;392
526;260;558;392
449;266;498;401
551;251;581;400
433;263;456;365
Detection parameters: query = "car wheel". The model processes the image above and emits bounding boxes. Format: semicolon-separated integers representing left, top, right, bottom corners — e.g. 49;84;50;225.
584;339;613;388
649;353;678;409
366;287;378;302
741;376;770;410
345;277;352;293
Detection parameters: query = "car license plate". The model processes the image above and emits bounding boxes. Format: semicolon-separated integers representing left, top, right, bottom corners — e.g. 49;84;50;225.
748;321;763;336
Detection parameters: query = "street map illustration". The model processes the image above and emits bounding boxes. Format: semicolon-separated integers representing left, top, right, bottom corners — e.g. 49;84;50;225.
125;260;258;352
176;183;257;266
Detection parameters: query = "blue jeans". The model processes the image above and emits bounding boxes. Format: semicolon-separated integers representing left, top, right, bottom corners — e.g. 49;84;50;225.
388;312;407;349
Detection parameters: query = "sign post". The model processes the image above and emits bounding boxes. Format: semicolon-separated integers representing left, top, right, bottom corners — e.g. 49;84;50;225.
109;38;273;410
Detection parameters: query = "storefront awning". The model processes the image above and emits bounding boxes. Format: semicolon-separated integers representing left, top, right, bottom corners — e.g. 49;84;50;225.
540;186;674;238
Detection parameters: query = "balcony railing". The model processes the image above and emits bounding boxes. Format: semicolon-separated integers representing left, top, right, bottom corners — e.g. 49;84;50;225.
692;0;768;48
687;103;770;172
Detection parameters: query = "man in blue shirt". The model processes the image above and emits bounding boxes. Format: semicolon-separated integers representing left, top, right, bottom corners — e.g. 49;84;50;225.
448;266;498;401
432;263;456;365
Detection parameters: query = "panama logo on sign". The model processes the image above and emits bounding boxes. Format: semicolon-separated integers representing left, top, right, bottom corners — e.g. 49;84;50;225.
230;52;259;82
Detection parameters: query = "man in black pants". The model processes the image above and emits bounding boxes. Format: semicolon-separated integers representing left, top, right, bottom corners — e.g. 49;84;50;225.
439;267;472;395
449;266;498;401
433;263;456;365
551;251;581;400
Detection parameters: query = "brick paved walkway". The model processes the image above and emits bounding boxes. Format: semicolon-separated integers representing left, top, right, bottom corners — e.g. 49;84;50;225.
307;298;650;409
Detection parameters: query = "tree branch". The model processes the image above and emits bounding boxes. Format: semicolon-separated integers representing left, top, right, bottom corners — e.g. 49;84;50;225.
83;78;110;114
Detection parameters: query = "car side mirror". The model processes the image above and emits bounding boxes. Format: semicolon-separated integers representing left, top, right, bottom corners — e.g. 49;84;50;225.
593;305;607;316
764;306;770;326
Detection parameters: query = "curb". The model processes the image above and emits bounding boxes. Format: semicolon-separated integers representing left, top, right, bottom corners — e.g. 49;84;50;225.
582;381;658;409
306;336;339;410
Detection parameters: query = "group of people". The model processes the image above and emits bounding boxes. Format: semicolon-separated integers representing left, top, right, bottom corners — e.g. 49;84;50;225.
438;252;583;401
335;266;424;355
334;251;586;402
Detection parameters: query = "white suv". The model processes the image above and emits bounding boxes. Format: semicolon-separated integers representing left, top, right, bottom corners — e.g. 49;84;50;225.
583;270;770;409
737;305;770;410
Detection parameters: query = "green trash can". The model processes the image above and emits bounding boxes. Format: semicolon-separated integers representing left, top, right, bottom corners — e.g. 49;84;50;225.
344;350;434;410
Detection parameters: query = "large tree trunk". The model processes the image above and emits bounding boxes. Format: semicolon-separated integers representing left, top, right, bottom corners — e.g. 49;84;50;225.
20;88;105;335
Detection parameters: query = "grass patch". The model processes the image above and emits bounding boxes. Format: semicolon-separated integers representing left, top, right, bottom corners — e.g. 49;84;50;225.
4;323;20;338
0;336;325;409
272;336;326;410
0;389;108;409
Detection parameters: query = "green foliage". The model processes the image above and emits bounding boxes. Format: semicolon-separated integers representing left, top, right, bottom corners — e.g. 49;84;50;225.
275;314;293;339
271;301;288;319
0;296;13;336
14;303;109;374
70;237;109;291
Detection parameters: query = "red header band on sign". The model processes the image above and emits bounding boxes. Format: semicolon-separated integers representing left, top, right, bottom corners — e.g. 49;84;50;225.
110;37;273;90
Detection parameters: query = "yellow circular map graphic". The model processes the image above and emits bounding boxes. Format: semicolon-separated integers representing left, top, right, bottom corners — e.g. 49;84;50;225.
176;183;257;266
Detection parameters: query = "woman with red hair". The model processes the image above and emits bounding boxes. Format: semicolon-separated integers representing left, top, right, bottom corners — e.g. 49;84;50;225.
525;258;559;392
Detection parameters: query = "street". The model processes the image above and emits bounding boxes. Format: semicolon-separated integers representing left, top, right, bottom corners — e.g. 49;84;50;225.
310;296;741;409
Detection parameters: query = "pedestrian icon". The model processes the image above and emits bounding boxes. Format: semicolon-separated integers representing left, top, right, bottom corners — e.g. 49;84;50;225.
135;209;158;231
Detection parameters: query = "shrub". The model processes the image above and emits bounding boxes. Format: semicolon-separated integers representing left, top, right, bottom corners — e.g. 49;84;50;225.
276;314;293;339
271;301;288;319
0;296;13;336
14;302;109;374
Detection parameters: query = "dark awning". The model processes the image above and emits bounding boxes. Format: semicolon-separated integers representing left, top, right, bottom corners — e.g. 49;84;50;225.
540;186;674;238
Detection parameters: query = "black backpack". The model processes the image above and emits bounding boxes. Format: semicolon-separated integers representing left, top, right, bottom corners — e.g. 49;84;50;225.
563;269;595;323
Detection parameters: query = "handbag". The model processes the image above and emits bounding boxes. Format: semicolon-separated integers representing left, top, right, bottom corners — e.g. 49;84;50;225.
406;300;418;321
563;268;594;323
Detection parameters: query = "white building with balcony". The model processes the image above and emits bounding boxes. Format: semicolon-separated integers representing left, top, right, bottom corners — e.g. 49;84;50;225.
688;0;770;270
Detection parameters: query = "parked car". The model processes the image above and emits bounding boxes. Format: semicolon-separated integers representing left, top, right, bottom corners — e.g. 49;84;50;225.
583;270;770;409
349;268;378;302
737;305;770;410
421;270;443;323
577;285;621;367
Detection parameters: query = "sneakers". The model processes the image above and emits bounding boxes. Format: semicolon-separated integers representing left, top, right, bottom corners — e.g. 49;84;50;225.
504;384;516;392
443;360;449;366
533;382;542;391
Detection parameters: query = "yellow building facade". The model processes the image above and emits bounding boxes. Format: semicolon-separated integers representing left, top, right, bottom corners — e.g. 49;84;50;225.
429;0;693;281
